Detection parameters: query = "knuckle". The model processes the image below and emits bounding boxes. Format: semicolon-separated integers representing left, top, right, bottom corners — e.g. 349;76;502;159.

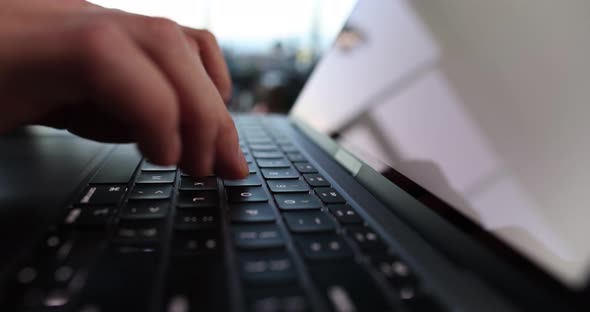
145;17;182;43
76;20;120;57
199;29;218;46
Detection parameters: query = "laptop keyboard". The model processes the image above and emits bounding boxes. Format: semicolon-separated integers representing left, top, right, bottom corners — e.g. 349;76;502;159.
1;117;447;312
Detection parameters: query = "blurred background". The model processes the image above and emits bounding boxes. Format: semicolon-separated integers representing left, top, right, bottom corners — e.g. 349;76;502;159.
88;0;356;113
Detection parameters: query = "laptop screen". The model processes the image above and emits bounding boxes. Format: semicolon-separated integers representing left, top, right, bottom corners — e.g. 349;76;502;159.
291;0;590;288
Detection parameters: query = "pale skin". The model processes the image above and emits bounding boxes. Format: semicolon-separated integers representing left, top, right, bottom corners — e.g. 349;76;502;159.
0;0;249;179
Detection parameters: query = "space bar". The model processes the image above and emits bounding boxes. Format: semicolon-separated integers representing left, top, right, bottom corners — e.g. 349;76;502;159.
91;145;141;184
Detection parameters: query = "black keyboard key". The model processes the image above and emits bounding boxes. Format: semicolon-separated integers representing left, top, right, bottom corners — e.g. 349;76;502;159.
402;291;448;312
129;184;172;200
371;255;417;289
175;209;218;230
262;168;299;179
257;159;291;168
246;287;310;312
141;161;177;171
308;262;391;312
328;205;363;224
294;162;317;174
136;171;176;183
249;144;278;151
246;137;273;144
287;153;307;163
115;222;161;242
245;154;254;163
164;256;228;312
267;179;309;193
63;206;112;227
224;174;262;187
295;235;353;261
233;224;284;249
91;147;141;184
180;176;218;190
239;252;297;285
227;186;269;203
230;203;276;223
303;174;330;187
347;226;388;253
171;230;220;255
248;163;257;173
177;191;218;207
77;247;160;312
283;212;336;233
120;200;169;220
78;185;126;205
275;194;321;210
315;187;346;204
253;151;283;159
279;144;299;153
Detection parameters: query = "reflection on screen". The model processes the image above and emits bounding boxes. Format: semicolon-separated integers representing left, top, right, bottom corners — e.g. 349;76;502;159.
292;0;590;288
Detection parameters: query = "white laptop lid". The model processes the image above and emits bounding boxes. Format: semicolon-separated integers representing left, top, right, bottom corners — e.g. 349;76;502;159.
292;0;590;289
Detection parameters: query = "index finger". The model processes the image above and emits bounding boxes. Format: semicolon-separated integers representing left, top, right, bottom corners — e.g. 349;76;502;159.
182;27;232;102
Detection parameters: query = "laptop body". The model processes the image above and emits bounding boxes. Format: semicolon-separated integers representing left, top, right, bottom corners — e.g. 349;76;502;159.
1;0;590;311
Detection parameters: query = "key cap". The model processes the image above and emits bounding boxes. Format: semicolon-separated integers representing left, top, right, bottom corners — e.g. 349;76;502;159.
129;184;172;200
295;235;353;261
230;203;276;223
267;179;309;193
141;161;177;171
303;174;330;187
136;171;176;183
283;212;336;233
177;191;218;208
245;154;254;163
239;252;297;285
224;174;262;187
275;194;321;210
78;185;126;205
328;205;363;224
308;261;391;312
63;206;112;227
262;168;299;179
315;188;346;204
180;176;217;190
227;186;269;203
164;256;229;312
175;209;218;230
249;144;278;151
253;151;284;159
115;222;161;242
246;287;310;312
347;226;388;253
77;247;160;312
279;144;299;153
257;159;291;168
120;200;169;220
287;153;307;163
233;224;284;249
246;137;273;144
171;230;220;255
371;255;417;289
294;163;317;174
91;147;141;184
248;163;258;173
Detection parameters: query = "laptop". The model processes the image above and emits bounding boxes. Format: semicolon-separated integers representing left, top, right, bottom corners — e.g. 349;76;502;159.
1;0;589;311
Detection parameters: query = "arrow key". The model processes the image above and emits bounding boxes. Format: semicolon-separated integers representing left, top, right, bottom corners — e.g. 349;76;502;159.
121;200;169;220
129;184;173;199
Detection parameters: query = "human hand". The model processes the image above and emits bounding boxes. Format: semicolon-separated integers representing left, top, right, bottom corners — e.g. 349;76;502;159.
0;0;248;179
